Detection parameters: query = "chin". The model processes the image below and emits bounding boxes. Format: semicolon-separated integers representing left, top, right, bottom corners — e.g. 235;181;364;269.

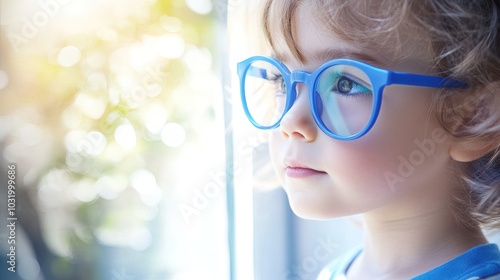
287;198;346;220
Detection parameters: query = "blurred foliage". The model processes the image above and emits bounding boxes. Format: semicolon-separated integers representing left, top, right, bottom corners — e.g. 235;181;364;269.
0;0;226;279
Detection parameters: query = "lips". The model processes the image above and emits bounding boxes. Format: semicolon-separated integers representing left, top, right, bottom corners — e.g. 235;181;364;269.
284;160;326;178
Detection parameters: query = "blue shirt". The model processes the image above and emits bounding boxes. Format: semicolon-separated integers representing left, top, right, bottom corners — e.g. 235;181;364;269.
317;244;500;280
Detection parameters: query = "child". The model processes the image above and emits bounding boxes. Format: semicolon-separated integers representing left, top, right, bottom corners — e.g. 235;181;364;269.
237;0;500;279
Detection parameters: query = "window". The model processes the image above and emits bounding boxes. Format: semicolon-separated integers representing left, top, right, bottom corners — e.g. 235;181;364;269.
0;1;230;279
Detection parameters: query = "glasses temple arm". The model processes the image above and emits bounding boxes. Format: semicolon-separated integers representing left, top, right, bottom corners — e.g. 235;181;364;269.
247;65;270;79
388;72;467;88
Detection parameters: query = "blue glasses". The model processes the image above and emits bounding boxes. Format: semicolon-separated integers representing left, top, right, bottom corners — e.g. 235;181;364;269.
237;55;466;141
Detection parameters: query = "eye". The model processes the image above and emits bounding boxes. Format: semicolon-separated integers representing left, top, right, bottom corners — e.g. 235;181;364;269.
337;77;353;94
331;75;371;96
316;64;373;97
269;74;286;96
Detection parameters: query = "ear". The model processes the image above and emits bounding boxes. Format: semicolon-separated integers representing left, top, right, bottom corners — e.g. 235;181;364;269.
447;83;500;163
450;141;499;162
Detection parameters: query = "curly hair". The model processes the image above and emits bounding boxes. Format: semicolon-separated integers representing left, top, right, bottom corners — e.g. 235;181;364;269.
260;0;500;228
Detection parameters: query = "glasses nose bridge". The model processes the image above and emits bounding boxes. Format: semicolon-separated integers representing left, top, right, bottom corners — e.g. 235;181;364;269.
289;71;311;90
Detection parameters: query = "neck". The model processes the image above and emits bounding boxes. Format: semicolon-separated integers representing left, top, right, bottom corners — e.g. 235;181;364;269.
347;203;487;279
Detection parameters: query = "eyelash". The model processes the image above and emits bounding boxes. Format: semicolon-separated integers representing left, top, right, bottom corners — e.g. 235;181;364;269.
267;71;372;99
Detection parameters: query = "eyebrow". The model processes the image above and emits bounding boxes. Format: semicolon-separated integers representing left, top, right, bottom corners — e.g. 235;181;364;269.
273;48;386;67
313;49;385;65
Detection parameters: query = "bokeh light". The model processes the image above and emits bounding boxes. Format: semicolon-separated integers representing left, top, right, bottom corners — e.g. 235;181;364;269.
0;1;228;279
156;34;186;59
114;122;137;150
57;45;82;67
161;122;186;147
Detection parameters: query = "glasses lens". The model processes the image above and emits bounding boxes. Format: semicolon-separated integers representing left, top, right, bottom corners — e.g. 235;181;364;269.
243;60;287;127
314;64;374;137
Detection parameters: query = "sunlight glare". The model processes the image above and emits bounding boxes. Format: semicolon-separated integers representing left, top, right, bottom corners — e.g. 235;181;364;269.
140;104;169;134
74;93;107;120
96;175;128;200
183;47;212;73
114;122;137;150
185;0;213;15
73;179;98;202
156;34;185;59
161;122;186;147
130;169;163;206
57;45;82;67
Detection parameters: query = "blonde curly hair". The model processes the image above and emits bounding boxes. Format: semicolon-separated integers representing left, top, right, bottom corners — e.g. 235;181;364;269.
259;0;500;228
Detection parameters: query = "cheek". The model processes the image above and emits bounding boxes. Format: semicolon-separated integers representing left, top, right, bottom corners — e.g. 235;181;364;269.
322;139;396;201
324;89;451;198
342;88;450;192
266;88;453;218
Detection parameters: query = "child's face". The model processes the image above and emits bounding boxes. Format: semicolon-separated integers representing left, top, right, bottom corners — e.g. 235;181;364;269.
268;4;456;219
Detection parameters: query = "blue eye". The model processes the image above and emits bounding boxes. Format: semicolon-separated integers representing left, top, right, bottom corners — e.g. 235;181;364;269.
337;77;354;93
317;67;372;97
332;75;371;96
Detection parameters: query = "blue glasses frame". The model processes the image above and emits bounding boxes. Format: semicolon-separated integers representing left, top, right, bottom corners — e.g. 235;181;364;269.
237;55;467;141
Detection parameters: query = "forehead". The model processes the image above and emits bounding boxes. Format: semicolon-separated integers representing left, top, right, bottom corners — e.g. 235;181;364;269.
285;7;387;67
266;0;434;68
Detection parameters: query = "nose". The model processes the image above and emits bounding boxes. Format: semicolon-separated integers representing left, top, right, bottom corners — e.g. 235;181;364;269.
279;84;318;141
